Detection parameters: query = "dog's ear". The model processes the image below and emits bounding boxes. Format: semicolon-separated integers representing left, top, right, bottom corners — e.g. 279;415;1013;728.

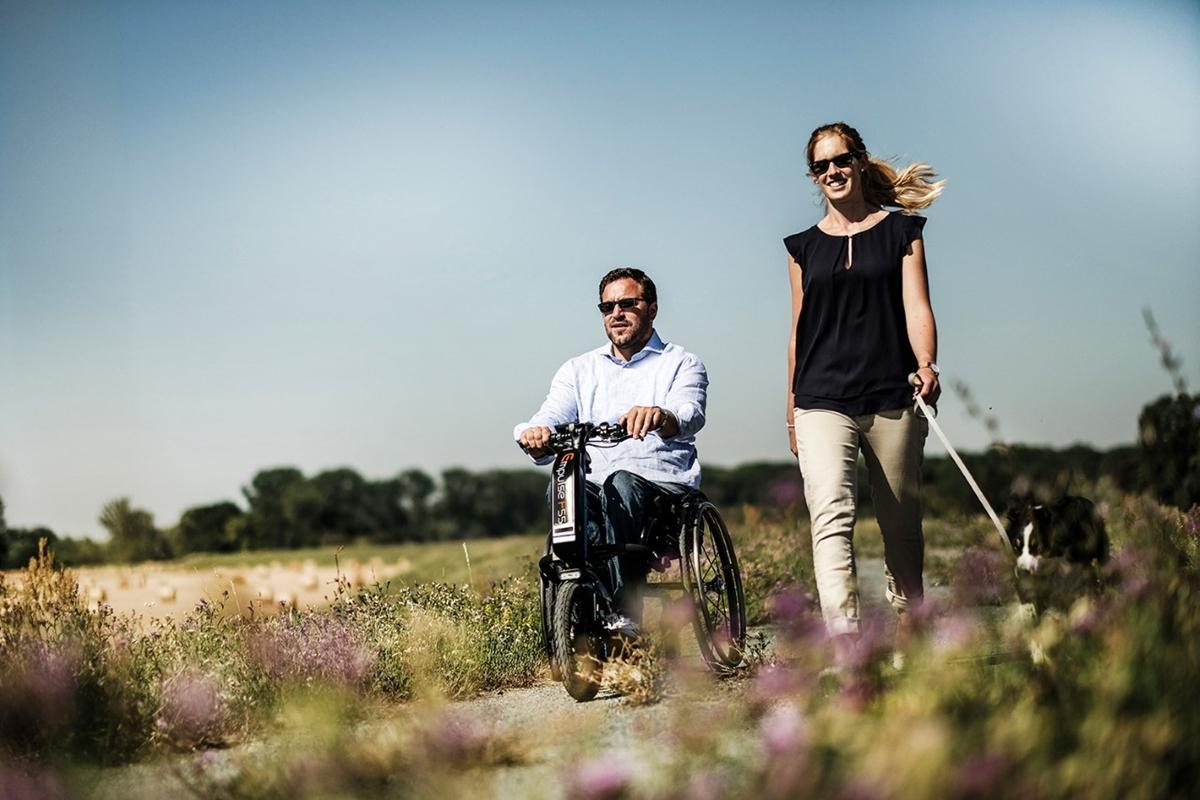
1032;505;1053;544
1003;498;1026;528
1003;502;1028;551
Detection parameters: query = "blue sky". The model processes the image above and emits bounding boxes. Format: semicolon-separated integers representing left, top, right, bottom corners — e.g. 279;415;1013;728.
2;0;1198;537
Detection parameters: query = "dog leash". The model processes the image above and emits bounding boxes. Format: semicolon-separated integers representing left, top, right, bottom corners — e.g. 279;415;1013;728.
909;374;1011;556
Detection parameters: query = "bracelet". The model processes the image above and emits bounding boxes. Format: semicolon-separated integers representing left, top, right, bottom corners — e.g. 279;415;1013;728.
786;423;795;428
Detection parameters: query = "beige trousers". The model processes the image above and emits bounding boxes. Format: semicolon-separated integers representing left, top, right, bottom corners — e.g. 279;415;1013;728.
793;407;928;636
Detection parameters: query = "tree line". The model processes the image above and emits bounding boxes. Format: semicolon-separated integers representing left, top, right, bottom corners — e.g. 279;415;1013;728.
0;465;548;568
2;392;1195;569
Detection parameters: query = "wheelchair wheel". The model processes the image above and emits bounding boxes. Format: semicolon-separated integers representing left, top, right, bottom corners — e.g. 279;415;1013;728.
681;500;747;671
552;582;602;701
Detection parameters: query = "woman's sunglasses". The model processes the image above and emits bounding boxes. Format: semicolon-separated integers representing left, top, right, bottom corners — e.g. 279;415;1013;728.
809;152;857;175
597;297;646;315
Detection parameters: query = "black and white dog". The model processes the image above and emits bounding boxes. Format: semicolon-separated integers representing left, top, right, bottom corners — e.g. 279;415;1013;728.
1005;495;1109;612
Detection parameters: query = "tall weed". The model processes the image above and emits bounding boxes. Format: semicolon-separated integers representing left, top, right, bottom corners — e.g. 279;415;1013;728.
565;497;1200;799
0;543;543;767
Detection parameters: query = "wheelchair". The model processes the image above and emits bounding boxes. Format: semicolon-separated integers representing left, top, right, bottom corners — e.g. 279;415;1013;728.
536;423;747;701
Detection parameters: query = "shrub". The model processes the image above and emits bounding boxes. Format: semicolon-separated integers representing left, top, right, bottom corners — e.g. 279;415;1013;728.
733;507;815;625
1136;393;1200;509
0;542;544;767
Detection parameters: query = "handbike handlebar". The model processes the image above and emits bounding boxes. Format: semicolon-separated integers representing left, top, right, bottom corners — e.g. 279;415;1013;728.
546;421;629;452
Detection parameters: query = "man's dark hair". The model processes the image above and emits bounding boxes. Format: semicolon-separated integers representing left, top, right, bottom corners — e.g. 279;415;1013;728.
598;267;657;304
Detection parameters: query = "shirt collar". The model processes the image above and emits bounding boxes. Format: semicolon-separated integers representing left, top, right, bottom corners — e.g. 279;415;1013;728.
598;329;665;365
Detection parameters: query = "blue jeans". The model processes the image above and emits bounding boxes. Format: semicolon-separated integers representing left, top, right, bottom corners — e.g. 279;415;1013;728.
582;470;691;618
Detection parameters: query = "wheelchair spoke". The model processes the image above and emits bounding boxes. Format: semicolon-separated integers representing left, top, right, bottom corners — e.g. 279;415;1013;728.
679;498;747;672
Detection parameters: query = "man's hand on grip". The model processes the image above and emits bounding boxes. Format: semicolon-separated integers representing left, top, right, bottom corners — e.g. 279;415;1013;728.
518;426;552;457
619;406;676;440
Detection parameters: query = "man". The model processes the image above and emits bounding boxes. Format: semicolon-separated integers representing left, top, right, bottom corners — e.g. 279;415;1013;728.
514;267;708;634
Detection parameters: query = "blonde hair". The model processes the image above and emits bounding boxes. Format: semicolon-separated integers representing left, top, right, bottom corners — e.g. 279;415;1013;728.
806;122;945;212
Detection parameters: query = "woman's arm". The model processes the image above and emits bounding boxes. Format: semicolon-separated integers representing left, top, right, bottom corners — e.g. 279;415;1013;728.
787;255;804;455
901;238;940;403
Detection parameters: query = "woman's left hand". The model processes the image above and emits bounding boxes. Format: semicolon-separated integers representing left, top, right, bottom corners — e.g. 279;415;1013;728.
914;367;941;404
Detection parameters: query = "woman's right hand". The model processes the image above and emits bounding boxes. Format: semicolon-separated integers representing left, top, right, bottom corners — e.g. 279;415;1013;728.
786;411;798;457
786;256;804;460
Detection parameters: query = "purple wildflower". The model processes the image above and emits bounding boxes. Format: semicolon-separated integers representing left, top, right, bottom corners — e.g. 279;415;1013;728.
932;609;978;654
421;712;488;764
1112;547;1151;599
567;754;632;800
1067;596;1109;636
768;476;805;509
952;752;1011;798
952;547;1010;607
0;642;79;746
158;669;226;746
840;779;885;800
682;770;725;800
767;589;824;643
752;664;804;704
25;643;79;727
835;615;889;673
1183;507;1200;540
0;759;72;800
760;704;811;797
906;594;948;628
759;703;807;757
248;613;373;687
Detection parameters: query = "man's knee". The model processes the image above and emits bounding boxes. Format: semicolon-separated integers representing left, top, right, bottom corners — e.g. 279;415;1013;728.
603;469;639;493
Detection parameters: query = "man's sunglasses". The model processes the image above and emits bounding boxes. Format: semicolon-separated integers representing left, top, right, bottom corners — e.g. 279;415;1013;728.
597;297;646;315
809;152;857;175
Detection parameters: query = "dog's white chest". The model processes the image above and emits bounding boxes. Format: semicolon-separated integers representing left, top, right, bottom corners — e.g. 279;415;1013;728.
1016;522;1039;573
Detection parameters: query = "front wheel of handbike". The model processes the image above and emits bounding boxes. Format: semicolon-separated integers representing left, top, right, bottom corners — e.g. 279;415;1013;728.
682;501;747;671
552;582;602;701
540;578;562;681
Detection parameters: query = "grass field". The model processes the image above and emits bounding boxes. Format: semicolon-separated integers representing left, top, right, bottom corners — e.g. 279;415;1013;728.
4;513;993;622
1;535;544;620
3;497;1197;798
173;534;544;585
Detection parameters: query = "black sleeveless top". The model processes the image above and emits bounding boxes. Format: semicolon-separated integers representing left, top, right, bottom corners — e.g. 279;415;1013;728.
784;212;926;416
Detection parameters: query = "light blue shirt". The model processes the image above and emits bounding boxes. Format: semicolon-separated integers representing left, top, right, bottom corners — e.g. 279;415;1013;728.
514;330;708;488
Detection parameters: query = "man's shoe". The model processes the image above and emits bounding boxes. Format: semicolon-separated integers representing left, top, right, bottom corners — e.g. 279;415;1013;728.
603;613;640;638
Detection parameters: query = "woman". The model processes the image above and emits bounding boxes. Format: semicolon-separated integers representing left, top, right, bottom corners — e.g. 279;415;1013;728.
784;121;944;656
